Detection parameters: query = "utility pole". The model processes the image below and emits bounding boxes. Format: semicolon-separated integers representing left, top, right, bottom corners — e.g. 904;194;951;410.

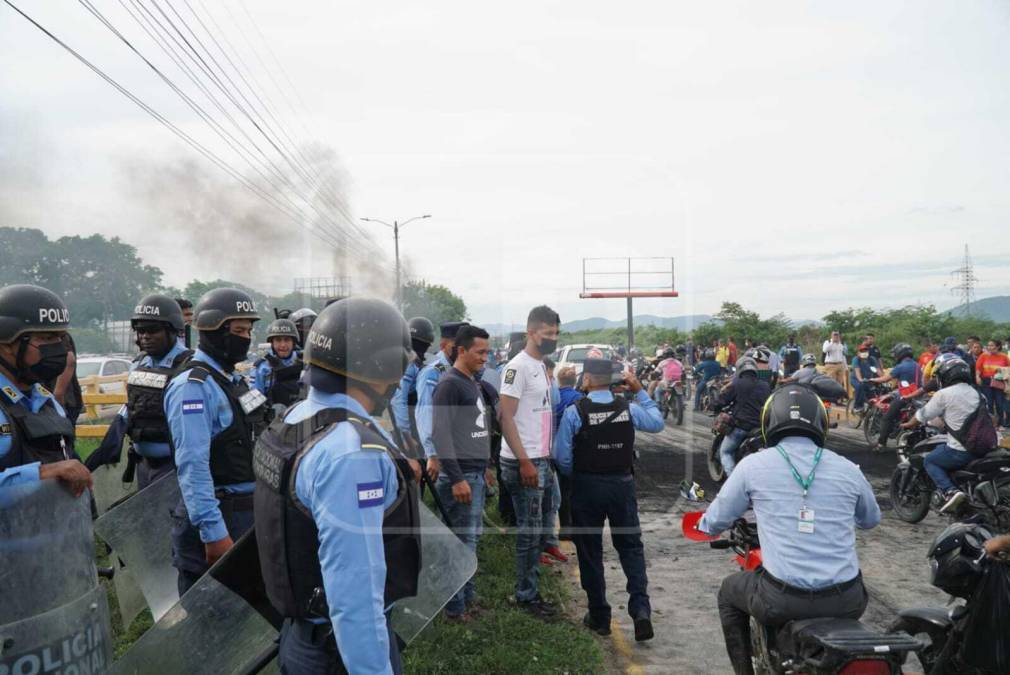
360;214;431;309
950;244;978;316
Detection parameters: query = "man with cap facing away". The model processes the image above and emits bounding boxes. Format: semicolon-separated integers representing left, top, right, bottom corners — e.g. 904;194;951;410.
415;320;469;481
554;358;664;641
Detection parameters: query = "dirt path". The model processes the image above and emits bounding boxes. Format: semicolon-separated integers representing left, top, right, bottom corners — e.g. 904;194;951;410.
560;410;952;674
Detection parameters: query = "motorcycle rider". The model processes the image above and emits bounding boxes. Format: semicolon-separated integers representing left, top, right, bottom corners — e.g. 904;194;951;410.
778;335;803;378
252;318;303;408
693;348;721;411
900;357;984;514
121;294;193;489
697;385;880;675
744;346;773;384
869;343;923;451
714;357;771;476
779;353;818;385
651;347;684;405
849;341;879;413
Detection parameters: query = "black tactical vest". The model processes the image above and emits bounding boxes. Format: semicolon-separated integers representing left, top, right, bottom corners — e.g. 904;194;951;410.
572;395;637;474
256;354;303;407
782;345;801;371
0;391;76;470
253;407;421;619
179;361;268;485
126;350;192;444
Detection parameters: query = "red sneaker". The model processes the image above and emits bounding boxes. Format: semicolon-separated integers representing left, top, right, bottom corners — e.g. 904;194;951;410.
539;554;554;566
544;545;569;563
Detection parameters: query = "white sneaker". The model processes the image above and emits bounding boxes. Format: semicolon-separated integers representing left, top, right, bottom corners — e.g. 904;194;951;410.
939;490;966;514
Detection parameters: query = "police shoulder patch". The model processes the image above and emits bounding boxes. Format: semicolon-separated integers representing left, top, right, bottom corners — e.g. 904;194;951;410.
182;399;205;415
357;481;385;508
1;385;19;402
503;369;517;385
0;422;11;435
36;385;52;398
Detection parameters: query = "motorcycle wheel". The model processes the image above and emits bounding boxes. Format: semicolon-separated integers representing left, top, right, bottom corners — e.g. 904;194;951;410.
863;409;882;447
887;617;947;675
845;399;863;429
708;435;725;482
675;395;684;426
889;466;930;524
661;397;670;420
749;618;777;675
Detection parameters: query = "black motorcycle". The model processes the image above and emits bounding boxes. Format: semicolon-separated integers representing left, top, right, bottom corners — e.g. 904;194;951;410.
659;379;686;426
683;515;924;674
708;408;763;482
889;430;1010;529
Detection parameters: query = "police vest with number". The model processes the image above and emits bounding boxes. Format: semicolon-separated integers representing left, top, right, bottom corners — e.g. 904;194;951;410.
126;350;192;444
572;396;636;474
253;407;421;619
0;392;75;470
178;361;268;485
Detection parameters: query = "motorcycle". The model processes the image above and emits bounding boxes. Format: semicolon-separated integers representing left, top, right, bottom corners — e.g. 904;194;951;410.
845;382;891;429
708;406;763;482
863;393;923;448
889;431;1010;529
659;380;686;426
682;513;924;674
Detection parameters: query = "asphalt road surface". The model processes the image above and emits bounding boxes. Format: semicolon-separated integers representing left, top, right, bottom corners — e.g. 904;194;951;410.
562;408;952;674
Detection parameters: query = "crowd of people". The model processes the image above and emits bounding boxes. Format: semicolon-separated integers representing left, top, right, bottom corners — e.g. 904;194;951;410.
5;279;1010;674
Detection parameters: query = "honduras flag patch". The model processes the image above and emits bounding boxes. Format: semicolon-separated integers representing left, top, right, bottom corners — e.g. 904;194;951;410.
357;481;385;508
182;399;205;415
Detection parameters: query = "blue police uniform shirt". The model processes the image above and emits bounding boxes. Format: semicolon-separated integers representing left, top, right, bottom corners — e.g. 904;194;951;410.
117;342;189;459
694;359;721;383
415;351;451;458
699;435;880;589
390;360;422;436
890;358;921;390
554;389;664;475
554;386;584;431
252;348;300;397
286;388;400;675
0;372;69;488
164;348;252;544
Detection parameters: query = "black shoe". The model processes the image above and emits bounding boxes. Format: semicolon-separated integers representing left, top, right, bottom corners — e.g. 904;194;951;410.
582;612;611;636
634;616;654;642
517;595;558;620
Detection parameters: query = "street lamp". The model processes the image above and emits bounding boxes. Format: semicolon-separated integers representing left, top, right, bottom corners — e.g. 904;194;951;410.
360;214;431;310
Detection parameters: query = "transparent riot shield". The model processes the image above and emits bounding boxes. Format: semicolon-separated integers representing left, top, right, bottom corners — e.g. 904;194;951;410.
94;471;181;621
110;574;278;675
90;462;136;515
0;480;113;673
390;502;478;642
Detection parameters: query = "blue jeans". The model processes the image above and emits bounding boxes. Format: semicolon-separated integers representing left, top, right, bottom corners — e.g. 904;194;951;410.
500;457;552;602
983;382;1009;427
851;380;867;409
434;471;486;616
542;467;560;550
694;380;708;410
571;472;650;622
720;427;749;476
923;443;972;493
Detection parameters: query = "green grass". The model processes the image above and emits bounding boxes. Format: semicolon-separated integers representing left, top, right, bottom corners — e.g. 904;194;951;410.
76;437;99;461
403;509;606;674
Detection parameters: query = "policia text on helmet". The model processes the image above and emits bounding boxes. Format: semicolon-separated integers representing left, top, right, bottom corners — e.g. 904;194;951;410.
193;287;260;370
132;294;186;360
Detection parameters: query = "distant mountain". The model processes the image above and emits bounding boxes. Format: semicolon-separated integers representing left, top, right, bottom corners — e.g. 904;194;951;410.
947;295;1010;322
561;314;715;333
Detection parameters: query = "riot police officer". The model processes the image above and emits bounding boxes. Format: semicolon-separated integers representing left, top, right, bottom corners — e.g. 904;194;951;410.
554;358;664;642
0;284;91;494
119;294;192;489
390;316;434;454
415;321;468;479
253;318;303;407
254;297;420;674
164;287;267;594
288;307;317;348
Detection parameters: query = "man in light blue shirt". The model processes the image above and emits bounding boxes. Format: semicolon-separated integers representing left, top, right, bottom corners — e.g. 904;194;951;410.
697;386;879;675
163;288;267;595
389;316;435;456
415;321;468;480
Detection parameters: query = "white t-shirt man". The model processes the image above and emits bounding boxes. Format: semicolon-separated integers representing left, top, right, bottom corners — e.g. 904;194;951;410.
822;340;847;364
499;350;552;460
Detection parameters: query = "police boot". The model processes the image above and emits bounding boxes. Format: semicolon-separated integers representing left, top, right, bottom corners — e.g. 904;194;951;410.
721;622;755;675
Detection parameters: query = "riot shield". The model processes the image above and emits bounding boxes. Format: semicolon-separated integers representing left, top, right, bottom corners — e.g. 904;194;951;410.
90;462;136;515
0;480;113;673
389;502;478;642
94;471;180;621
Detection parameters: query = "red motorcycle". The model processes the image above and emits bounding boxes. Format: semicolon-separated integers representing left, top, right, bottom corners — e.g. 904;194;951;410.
862;392;923;448
681;512;923;674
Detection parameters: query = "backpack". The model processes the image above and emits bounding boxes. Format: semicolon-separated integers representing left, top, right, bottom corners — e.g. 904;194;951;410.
950;390;999;457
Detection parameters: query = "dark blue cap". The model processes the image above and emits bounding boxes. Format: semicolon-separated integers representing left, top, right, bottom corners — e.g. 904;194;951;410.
584;358;614;376
440;321;469;339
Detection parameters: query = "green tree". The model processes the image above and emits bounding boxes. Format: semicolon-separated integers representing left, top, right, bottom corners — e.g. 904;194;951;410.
401;281;467;327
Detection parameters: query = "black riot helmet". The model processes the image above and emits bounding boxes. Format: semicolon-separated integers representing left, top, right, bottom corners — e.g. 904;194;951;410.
761;385;829;447
936;356;972;388
289;307;317;346
0;284;70;343
928;522;991;599
193;288;260;331
891;342;914;362
408;317;435;346
304;297;412;386
131;294;185;332
266;318;298;341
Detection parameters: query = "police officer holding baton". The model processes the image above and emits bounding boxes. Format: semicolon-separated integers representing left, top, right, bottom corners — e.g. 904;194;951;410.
554;358;664;641
254;297;420;674
164;288;268;594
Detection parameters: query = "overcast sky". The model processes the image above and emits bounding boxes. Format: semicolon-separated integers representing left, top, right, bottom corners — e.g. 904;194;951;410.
3;1;1010;328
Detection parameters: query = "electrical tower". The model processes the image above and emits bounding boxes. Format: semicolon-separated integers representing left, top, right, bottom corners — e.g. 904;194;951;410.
950;244;977;315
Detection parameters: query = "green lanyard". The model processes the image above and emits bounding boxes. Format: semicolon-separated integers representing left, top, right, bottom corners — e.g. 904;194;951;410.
775;445;823;498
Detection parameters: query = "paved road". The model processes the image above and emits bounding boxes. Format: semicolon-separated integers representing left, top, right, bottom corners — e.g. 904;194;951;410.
562;409;950;674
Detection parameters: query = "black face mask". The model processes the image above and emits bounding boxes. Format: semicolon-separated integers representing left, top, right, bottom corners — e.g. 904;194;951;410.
28;341;68;383
537;337;558;356
199;330;251;371
224;334;251;364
